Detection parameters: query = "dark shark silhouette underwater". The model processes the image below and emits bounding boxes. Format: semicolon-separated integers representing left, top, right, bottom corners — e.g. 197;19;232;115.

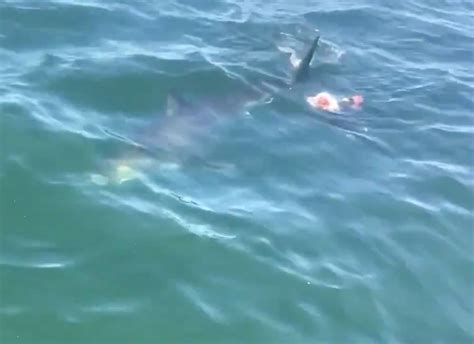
91;34;364;185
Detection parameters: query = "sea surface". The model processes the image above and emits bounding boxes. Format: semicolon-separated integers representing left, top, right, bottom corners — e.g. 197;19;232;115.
1;0;473;343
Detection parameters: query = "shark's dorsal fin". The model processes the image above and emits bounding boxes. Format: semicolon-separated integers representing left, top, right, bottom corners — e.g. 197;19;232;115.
166;93;179;117
292;35;320;84
166;90;191;117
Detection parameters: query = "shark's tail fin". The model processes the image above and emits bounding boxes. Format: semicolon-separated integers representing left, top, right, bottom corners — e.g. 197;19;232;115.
292;35;320;84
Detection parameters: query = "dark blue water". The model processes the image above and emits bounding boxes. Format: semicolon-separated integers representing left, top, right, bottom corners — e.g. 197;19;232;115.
1;0;473;343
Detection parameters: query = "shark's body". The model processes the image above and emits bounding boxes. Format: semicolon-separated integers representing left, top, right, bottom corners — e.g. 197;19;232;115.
91;35;321;185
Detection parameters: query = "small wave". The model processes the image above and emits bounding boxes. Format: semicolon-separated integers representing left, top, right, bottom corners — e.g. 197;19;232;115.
96;188;237;240
0;252;74;269
81;300;142;315
0;305;26;316
177;283;226;323
1;90;109;140
403;158;471;176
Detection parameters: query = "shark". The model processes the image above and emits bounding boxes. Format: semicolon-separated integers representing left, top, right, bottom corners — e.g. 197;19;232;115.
90;35;321;185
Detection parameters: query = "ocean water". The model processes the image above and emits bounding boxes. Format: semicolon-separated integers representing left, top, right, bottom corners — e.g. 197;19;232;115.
1;0;473;343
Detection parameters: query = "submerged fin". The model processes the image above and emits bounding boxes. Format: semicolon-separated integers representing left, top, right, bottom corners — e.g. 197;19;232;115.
166;90;192;117
166;93;180;117
292;35;320;84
